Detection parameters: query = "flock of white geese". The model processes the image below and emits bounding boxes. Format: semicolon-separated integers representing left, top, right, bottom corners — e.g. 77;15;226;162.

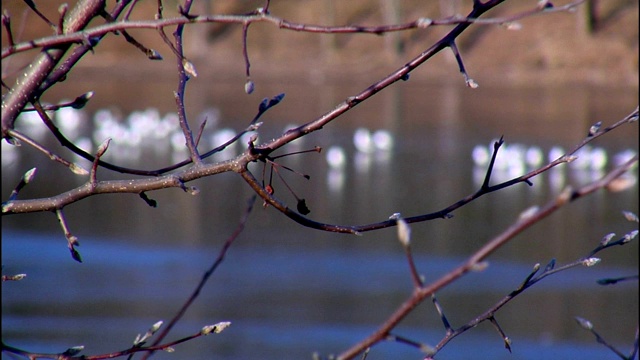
3;106;637;192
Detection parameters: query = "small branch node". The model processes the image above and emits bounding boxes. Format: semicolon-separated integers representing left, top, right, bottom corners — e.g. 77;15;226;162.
600;233;616;247
556;186;574;205
480;136;505;189
581;257;601;267
518;205;539;221
56;209;83;263
133;320;164;347
8;167;37;201
201;321;231;335
245;79;255;95
543;258;556;272
575;316;594;331
622;211;639;223
416;17;433;28
502;21;522;31
2;273;27;282
182;58;198;78
57;3;68;35
139;192;158;208
449;41;478;88
432;294;453;332
2;10;14;47
90;138;111;186
514;263;540;293
470;261;489;272
488;316;512;353
242;22;252;92
588;121;602;137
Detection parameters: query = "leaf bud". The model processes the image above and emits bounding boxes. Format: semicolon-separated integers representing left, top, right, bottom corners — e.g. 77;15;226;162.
575;316;593;330
600;233;615;246
581;257;601;267
244;80;255;94
396;218;411;248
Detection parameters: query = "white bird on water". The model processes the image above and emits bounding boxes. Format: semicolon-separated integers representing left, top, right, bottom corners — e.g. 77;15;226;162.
326;145;346;169
353;128;394;153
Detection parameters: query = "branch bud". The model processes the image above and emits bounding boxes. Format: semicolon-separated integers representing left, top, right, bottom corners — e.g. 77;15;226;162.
605;175;636;193
622;230;638;244
556;186;573;205
58;3;68;18
537;0;554;10
248;122;263;131
96;138;111;158
599;233;615;246
245;80;255;94
504;336;513;351
134;320;163;346
575;316;593;331
201;321;231;335
532;263;541;272
71;91;94;109
4;273;27;281
23;167;37;183
70;163;89;176
62;346;84;356
150;320;163;333
396;218;411;248
622;211;639;223
503;22;522;31
471;261;489;272
183;59;198;78
420;343;436;356
588;121;602;136
416;18;433;28
388;213;401;220
581;257;601;267
465;78;479;89
518;205;539;221
147;49;163;60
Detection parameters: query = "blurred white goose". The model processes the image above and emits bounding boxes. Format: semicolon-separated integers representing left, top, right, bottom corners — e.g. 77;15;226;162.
372;129;394;151
570;145;607;170
55;104;85;139
127;108;160;140
613;149;638;167
525;146;544;168
326;145;346;169
353;127;373;153
548;146;565;163
16;109;48;141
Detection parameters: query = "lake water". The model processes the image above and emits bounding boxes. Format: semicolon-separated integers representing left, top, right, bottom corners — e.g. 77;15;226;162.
2;76;638;360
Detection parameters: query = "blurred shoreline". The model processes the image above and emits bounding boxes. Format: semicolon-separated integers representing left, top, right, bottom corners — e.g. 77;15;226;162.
1;1;638;88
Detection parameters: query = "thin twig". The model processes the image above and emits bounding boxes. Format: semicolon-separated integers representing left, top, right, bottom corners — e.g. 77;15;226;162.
1;10;14;47
339;155;638;359
6;128;88;176
55;209;82;262
141;195;256;359
1;1;587;60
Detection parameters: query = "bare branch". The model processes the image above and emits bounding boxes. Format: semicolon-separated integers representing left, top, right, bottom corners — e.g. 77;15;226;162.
55;209;82;262
141;196;256;359
2;1;588;60
6;167;36;201
339;155;639;359
1;0;106;136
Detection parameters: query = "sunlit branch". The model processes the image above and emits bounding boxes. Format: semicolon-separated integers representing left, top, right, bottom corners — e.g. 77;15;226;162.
339;156;639;359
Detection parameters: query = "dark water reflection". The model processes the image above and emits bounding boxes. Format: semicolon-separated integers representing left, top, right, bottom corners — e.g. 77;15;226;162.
2;78;638;359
